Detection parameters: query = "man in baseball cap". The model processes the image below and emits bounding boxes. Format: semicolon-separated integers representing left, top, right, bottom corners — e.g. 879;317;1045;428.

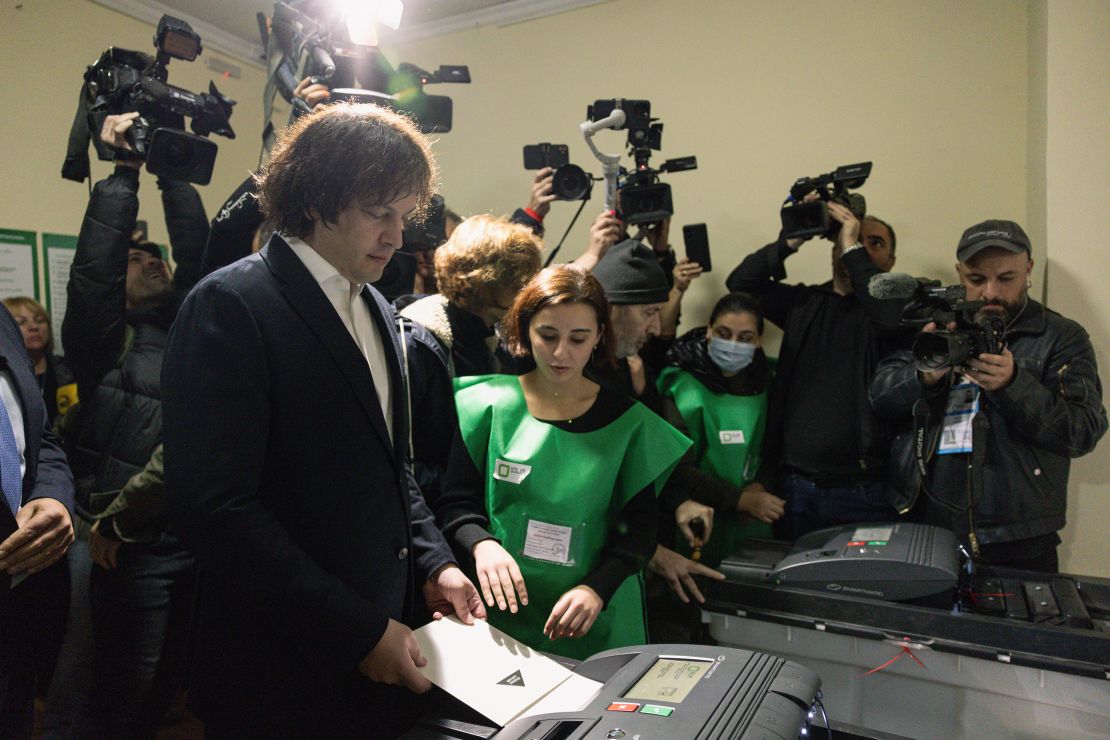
955;219;1033;324
956;219;1031;261
872;218;1107;572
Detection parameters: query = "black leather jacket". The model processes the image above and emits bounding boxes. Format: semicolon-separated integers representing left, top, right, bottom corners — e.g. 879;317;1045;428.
870;298;1107;546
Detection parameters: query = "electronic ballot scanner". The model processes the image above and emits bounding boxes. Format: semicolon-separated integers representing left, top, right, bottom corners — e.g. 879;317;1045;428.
405;643;823;739
722;523;962;601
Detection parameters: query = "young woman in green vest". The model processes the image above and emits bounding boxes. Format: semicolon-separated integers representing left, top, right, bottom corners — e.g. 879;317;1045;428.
440;266;691;660
656;292;787;569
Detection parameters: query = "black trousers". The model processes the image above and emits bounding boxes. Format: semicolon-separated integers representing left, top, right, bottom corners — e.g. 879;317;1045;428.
0;558;69;739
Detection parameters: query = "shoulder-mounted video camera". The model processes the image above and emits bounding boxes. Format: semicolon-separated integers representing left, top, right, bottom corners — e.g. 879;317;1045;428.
266;2;469;134
780;162;871;241
869;273;1006;370
62;15;236;185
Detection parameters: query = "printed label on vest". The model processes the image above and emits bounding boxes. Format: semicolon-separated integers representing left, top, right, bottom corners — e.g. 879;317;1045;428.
522;519;573;564
493;459;532;484
719;430;746;445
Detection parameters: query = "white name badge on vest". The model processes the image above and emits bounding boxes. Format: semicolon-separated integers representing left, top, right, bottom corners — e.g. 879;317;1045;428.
938;381;979;455
522;519;574;565
493;459;532;484
719;430;747;445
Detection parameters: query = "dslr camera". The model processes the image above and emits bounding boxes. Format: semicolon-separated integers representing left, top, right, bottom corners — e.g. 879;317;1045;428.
780;162;871;241
585;98;696;225
69;15;236;185
894;279;1006;371
522;143;592;201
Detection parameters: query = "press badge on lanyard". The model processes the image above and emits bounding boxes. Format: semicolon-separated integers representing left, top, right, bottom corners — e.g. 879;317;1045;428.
938;381;979;454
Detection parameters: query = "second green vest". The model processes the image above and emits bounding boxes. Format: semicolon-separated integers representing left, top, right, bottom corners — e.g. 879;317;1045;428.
455;375;691;660
657;365;772;567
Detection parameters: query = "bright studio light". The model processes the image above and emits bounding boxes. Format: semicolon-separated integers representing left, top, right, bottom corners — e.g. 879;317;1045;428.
338;0;404;45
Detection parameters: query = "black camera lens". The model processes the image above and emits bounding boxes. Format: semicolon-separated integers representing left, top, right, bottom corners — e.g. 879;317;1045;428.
913;331;975;371
780;201;830;240
146;128;218;185
163;137;193;169
551;164;591;201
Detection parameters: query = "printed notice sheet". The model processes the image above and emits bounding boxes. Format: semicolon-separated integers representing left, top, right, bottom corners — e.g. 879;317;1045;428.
413;617;601;727
0;229;38;300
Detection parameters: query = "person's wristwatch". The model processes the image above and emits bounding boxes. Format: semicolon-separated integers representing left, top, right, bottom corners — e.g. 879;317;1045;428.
841;241;865;256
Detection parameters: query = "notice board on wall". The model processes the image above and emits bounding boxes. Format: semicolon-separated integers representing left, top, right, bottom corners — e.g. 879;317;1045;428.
43;233;78;357
0;229;39;302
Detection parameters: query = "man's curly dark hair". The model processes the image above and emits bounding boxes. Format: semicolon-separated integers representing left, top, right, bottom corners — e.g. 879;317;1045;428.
256;102;438;239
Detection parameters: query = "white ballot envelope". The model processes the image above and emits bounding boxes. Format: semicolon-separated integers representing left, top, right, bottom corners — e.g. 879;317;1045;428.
413;617;602;727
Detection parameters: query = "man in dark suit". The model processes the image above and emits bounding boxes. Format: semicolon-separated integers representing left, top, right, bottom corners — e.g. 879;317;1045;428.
0;305;75;737
162;103;485;736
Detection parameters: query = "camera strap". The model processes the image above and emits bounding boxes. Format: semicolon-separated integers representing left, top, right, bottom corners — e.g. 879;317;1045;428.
542;197;590;268
61;82;94;183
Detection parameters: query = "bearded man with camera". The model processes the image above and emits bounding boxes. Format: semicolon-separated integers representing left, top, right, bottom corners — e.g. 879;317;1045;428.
870;220;1106;572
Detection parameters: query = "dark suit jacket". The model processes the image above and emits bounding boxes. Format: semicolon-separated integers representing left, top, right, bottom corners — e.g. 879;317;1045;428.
0;306;74;582
0;306;74;736
162;235;454;735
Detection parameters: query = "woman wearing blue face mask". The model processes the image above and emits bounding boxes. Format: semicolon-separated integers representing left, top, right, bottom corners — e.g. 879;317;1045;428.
657;292;786;568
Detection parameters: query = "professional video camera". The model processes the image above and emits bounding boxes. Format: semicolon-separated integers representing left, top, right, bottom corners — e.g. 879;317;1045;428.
780;162;871;241
522;143;592;201
869;273;1006;371
585;98;697;225
62;15;236;185
265;1;469;135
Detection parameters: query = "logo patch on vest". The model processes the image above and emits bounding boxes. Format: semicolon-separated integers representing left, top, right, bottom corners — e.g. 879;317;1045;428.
493;459;532;484
719;430;746;445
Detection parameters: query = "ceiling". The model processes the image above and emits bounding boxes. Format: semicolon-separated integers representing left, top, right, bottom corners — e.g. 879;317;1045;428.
96;0;610;66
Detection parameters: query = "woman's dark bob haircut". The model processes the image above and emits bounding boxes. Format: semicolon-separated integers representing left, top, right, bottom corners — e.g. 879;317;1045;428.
501;265;617;368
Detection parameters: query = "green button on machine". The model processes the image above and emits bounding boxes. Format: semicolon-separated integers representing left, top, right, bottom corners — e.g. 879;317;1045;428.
867;540;889;546
640;704;674;717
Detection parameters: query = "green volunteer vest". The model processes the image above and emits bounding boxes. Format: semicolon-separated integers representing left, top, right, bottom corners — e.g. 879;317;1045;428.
657;365;773;567
455;374;691;660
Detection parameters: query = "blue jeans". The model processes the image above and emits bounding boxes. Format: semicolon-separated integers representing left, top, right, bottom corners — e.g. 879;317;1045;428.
779;471;899;541
81;532;195;738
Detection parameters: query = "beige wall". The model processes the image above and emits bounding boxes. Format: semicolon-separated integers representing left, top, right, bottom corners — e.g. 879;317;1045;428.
0;0;1105;571
386;0;1031;323
1039;0;1110;574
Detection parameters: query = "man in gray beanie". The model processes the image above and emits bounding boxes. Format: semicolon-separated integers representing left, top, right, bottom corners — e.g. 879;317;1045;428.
592;237;671;400
871;219;1107;572
592;237;728;624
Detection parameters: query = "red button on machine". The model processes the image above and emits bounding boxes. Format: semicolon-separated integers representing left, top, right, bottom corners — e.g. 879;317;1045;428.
607;702;640;712
846;541;866;547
